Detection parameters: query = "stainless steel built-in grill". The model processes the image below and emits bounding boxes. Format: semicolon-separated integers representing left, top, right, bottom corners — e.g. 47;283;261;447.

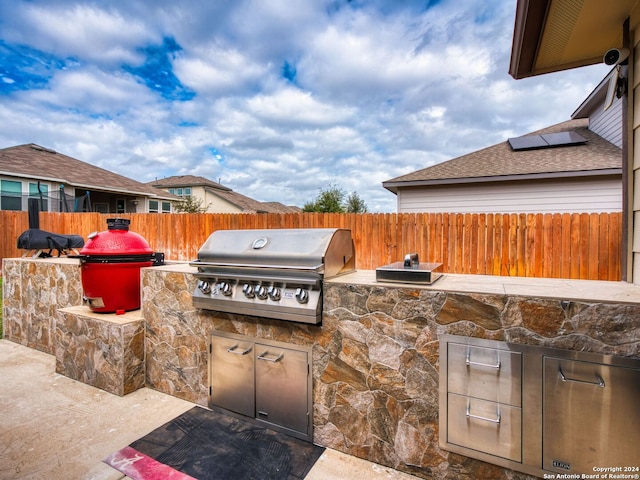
190;228;355;324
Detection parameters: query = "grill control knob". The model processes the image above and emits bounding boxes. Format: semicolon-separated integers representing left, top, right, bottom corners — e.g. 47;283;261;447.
256;285;269;300
268;286;281;301
242;283;255;298
198;280;211;294
295;288;309;304
219;281;233;296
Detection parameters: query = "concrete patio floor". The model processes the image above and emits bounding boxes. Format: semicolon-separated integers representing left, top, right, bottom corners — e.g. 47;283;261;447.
0;339;421;480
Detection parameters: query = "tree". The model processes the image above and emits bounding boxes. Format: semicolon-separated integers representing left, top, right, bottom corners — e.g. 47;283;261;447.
302;184;368;213
174;195;208;213
345;191;368;213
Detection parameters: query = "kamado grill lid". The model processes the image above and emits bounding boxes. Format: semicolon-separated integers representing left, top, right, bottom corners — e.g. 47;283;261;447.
80;218;153;257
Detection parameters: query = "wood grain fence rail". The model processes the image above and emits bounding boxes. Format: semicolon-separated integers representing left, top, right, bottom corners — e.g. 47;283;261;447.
0;211;622;281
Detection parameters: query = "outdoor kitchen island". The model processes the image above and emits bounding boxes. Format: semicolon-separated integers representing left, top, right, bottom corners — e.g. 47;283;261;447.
3;256;639;479
141;263;640;480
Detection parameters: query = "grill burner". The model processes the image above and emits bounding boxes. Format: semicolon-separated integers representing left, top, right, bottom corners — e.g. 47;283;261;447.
190;228;355;324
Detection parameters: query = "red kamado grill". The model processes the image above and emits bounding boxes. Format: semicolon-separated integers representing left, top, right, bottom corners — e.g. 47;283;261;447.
190;228;356;324
79;218;156;313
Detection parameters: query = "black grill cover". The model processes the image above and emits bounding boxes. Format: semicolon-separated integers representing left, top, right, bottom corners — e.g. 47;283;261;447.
17;228;85;255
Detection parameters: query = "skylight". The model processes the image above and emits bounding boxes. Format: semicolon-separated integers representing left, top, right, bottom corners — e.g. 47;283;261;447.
508;131;587;151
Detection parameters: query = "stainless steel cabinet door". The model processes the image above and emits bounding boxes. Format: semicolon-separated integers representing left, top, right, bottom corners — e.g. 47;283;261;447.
255;345;309;434
543;357;640;474
210;336;255;417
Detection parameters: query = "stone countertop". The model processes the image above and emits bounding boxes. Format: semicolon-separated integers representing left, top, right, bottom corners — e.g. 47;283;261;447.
328;270;640;305
58;305;144;325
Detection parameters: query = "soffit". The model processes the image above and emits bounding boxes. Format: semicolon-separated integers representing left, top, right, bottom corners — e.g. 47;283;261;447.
510;0;635;79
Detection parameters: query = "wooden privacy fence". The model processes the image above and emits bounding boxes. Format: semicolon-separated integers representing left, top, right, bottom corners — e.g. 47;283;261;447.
0;211;622;281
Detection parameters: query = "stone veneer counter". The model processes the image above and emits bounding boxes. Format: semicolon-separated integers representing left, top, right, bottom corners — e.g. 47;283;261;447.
142;264;640;479
2;257;82;353
330;270;640;305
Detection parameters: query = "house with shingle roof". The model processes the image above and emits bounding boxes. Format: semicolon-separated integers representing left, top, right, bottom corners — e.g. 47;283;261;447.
148;175;301;214
0;143;177;213
383;72;623;214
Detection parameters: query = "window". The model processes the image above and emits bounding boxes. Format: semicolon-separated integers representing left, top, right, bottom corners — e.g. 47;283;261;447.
1;180;22;210
29;183;49;211
168;187;190;197
94;203;109;214
149;200;171;213
116;199;125;214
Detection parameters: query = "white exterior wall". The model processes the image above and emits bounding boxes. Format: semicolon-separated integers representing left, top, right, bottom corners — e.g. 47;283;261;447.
632;8;640;284
166;185;243;213
397;177;622;214
590;95;623;147
202;187;243;213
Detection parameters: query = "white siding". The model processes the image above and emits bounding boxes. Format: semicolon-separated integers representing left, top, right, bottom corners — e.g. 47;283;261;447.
589;94;623;147
396;177;622;214
632;7;640;284
203;189;243;213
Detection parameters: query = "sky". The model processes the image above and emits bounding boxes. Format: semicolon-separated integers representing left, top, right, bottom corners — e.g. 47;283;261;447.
0;0;611;212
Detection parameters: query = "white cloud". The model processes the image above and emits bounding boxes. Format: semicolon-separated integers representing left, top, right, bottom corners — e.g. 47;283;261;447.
11;4;156;64
246;88;355;127
175;45;267;95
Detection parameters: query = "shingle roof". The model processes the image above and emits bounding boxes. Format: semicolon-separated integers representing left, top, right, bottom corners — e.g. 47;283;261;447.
148;175;231;191
383;119;622;192
0;143;175;199
149;174;300;213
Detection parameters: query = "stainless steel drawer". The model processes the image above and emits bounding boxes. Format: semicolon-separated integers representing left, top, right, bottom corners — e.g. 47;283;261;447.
448;343;522;406
447;393;522;462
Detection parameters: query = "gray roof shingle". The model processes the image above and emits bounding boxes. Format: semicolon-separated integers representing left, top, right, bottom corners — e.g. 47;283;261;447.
0;143;175;199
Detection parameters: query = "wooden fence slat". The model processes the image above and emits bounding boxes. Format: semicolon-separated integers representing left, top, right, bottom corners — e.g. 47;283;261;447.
542;214;552;278
455;213;464;274
589;213;600;280
598;213;609;281
609;212;621;280
501;214;510;276
579;213;590;280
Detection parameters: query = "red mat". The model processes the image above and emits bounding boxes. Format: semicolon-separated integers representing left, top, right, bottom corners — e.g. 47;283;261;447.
104;445;197;480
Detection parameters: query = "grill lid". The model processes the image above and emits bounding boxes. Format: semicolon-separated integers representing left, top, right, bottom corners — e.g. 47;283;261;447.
80;218;153;257
192;228;355;278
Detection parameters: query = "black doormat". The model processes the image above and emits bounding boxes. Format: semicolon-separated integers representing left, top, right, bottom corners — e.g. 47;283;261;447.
104;406;325;480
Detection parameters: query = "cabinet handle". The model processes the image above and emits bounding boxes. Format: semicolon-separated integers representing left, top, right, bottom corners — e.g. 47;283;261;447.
466;403;501;424
558;367;605;388
226;344;252;355
466;349;501;369
257;351;284;362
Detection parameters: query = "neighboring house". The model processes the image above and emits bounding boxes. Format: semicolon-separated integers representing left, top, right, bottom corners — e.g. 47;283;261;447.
383;74;622;214
0;143;177;213
148;175;301;214
508;0;639;282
